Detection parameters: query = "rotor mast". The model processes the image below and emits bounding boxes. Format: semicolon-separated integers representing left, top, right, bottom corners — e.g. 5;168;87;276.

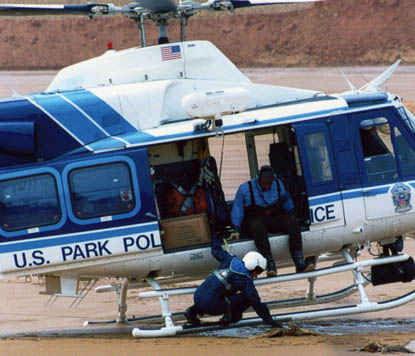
137;14;147;47
131;1;204;47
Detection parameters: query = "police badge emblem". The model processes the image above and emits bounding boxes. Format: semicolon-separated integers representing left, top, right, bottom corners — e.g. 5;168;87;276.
391;183;412;213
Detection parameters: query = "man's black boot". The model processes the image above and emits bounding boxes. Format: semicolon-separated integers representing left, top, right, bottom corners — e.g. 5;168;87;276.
266;255;277;277
219;315;230;326
219;312;242;326
184;305;201;325
270;320;283;328
293;251;315;273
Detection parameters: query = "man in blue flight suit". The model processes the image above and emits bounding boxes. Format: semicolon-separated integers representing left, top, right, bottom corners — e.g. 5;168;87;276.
230;165;314;277
185;238;281;327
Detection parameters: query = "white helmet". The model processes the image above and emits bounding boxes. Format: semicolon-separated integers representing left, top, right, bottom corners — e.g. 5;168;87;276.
243;251;267;272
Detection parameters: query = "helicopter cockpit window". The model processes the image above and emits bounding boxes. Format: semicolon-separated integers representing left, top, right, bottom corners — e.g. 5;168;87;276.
68;162;135;220
304;132;333;184
359;118;398;184
394;127;415;177
0;174;61;232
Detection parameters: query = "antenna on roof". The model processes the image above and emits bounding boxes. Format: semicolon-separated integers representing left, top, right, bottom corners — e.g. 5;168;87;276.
339;69;357;93
0;75;20;98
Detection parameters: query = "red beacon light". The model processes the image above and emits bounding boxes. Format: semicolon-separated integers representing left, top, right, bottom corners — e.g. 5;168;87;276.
107;42;114;51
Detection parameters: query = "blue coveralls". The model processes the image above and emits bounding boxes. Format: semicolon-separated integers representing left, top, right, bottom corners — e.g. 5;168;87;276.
230;178;303;262
193;239;274;325
231;178;294;229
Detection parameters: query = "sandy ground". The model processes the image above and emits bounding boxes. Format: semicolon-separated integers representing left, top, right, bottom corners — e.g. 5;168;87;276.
0;69;415;355
1;245;415;355
0;334;413;356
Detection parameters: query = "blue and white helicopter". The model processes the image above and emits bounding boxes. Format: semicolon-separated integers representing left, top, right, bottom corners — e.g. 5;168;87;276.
0;0;414;338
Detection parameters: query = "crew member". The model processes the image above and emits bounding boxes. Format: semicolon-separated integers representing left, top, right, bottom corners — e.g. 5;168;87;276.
185;238;281;328
230;165;314;276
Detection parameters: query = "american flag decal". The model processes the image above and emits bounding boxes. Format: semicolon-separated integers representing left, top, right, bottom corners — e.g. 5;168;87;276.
161;45;182;61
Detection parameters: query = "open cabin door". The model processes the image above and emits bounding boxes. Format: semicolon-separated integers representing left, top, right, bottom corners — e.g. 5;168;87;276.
294;118;352;229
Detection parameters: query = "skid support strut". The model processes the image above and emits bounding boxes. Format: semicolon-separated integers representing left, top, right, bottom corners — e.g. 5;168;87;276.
132;277;182;337
306;276;317;300
116;278;129;323
145;277;175;329
342;249;370;305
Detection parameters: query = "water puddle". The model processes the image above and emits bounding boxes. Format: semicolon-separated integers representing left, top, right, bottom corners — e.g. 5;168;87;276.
1;318;414;339
199;318;415;337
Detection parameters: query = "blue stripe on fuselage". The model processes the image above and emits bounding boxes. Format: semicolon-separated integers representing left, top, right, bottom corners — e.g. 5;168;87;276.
0;222;159;254
32;94;107;144
61;90;136;136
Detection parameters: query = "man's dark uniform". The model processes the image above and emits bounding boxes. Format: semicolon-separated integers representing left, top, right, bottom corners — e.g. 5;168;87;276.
231;166;312;274
186;239;278;326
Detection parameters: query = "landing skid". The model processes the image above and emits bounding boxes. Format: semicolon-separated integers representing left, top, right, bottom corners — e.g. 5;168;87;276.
84;280;367;326
85;252;415;337
135;288;415;337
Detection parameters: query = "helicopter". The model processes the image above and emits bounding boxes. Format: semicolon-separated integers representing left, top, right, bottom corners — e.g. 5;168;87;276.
0;0;414;338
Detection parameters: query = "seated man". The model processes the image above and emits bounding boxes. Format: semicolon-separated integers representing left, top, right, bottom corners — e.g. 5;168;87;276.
185;238;281;328
230;165;314;277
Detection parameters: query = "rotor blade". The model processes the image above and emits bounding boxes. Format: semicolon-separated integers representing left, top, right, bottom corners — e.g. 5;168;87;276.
135;0;177;13
0;3;100;16
360;59;401;92
230;0;324;8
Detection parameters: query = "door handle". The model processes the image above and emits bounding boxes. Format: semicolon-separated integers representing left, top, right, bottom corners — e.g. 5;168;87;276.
145;212;158;219
363;189;377;197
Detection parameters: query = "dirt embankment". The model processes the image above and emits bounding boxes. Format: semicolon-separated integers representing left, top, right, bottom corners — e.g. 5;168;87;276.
0;0;413;69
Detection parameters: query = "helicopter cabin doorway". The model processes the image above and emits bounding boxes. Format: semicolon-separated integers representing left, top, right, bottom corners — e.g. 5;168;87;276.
148;125;312;252
209;126;311;230
149;116;359;252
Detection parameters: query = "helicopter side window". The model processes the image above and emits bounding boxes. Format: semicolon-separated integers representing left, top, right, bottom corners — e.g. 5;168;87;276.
394;127;415;177
0;174;61;232
359;118;398;184
68;162;135;220
304;132;333;184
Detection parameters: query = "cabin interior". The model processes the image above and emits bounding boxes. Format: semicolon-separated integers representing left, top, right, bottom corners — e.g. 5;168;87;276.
148;124;310;252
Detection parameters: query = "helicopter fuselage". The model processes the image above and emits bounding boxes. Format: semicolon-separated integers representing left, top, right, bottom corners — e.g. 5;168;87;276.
0;41;413;292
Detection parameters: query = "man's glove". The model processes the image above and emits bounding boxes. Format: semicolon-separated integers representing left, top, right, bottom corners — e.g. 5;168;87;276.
228;227;240;240
228;231;240;240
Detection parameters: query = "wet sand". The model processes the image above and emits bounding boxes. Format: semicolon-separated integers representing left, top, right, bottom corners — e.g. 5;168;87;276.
0;68;415;355
0;334;413;356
